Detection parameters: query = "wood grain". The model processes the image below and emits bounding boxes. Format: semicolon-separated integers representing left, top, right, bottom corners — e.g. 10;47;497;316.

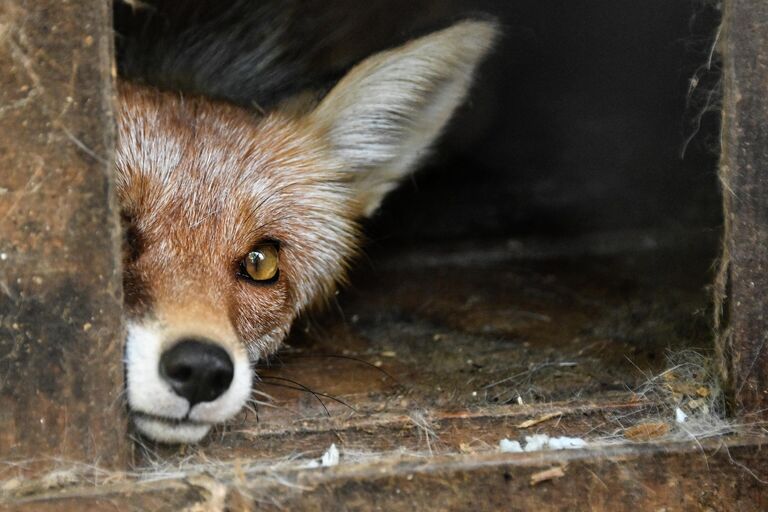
717;0;768;419
0;0;127;474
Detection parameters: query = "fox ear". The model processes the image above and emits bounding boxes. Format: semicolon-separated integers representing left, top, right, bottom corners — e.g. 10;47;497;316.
310;20;498;217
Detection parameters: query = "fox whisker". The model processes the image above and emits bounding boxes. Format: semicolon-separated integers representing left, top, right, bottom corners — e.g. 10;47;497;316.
258;375;357;415
251;389;278;402
273;353;398;383
247;398;281;410
257;380;331;417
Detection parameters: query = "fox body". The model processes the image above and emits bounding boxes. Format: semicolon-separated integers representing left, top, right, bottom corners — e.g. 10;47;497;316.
116;4;497;443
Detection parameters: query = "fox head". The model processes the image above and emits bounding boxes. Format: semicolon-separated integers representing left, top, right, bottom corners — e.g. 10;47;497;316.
116;20;497;443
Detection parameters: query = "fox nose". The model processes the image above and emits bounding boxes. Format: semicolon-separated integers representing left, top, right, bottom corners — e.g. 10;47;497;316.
159;339;234;406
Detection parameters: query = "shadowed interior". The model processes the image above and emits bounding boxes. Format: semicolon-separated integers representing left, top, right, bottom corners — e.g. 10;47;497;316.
116;0;725;466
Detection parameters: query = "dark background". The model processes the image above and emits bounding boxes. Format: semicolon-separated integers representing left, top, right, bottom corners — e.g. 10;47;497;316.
116;0;724;242
370;0;723;242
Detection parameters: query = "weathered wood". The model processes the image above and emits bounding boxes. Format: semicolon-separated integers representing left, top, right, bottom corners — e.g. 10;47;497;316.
717;0;768;418
253;438;768;512
0;0;127;473
1;437;766;511
154;395;657;462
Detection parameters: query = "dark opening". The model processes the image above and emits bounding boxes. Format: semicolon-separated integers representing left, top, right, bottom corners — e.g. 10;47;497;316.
372;0;722;241
115;0;725;457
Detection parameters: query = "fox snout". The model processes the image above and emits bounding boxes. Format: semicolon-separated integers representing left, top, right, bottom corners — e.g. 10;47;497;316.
126;317;255;443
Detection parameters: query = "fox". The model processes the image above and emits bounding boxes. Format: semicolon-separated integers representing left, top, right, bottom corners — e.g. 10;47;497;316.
115;3;498;443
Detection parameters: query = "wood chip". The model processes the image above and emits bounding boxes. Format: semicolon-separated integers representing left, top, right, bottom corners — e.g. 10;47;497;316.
0;478;21;492
459;442;474;453
623;422;670;441
530;466;566;485
516;411;563;429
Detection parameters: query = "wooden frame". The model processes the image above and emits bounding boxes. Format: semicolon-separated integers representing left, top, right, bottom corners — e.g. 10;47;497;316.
0;0;128;474
0;0;766;509
716;0;768;420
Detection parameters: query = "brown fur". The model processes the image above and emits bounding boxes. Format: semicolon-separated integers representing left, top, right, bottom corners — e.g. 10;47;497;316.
117;83;360;357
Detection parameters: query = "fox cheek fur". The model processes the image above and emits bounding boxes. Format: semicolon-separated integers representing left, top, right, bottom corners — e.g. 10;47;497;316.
117;20;498;443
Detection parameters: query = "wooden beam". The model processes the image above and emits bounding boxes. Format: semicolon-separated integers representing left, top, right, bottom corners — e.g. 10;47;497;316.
1;437;766;511
717;0;768;418
253;439;768;512
0;0;128;474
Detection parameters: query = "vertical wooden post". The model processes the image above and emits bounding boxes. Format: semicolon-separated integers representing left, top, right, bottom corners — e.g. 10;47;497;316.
717;0;768;418
0;0;128;473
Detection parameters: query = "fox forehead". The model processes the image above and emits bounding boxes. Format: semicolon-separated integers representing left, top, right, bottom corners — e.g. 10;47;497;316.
115;83;361;316
115;83;355;234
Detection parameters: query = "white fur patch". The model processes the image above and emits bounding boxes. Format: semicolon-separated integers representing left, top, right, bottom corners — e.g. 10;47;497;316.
133;416;211;444
125;322;189;419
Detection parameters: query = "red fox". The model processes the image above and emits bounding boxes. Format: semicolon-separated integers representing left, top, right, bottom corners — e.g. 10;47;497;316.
116;11;497;442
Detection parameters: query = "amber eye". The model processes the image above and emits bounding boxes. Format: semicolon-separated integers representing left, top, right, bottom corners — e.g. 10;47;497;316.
241;244;279;282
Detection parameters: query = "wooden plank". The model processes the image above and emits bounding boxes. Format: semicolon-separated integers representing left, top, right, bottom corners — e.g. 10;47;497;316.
253;438;768;512
1;437;766;511
0;0;127;474
154;396;655;462
717;0;768;418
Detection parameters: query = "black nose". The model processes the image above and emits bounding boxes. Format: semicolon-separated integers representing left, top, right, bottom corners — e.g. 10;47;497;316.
159;339;234;406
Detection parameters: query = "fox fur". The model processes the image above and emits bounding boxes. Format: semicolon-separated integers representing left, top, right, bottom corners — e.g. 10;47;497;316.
116;2;497;443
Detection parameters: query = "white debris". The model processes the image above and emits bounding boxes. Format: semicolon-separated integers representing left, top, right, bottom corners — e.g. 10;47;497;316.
547;436;588;450
499;438;523;453
675;407;688;424
523;434;551;452
501;434;590;452
302;443;341;469
321;443;340;467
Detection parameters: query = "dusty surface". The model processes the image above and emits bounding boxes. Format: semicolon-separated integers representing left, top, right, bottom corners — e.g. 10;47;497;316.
3;438;768;511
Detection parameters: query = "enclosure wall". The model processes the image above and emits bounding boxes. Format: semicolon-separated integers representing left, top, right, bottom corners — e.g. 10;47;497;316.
718;0;768;419
0;0;127;472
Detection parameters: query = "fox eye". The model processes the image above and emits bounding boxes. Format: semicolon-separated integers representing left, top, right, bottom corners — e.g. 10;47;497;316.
240;244;279;283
